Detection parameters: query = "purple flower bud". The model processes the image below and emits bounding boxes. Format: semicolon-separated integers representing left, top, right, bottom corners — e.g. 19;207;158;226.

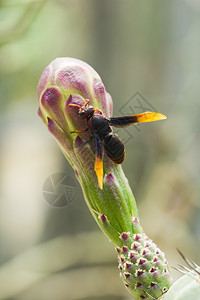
38;58;113;123
129;251;138;263
100;214;107;224
120;232;130;243
124;272;131;280
125;262;133;271
115;247;121;254
122;246;128;254
38;57;114;189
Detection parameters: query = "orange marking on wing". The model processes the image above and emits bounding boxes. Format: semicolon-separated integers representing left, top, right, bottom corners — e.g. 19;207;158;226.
133;112;167;123
94;155;103;189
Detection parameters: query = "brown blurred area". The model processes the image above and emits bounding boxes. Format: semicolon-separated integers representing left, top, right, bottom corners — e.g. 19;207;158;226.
0;1;200;299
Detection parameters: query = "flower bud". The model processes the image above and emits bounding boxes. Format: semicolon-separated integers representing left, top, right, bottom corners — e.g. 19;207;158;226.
37;57;172;299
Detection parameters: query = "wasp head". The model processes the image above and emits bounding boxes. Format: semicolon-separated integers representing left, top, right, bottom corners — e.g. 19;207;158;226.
79;105;94;119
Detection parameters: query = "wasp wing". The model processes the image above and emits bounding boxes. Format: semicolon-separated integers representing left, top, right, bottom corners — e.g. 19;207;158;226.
109;112;167;128
93;134;103;189
104;134;125;164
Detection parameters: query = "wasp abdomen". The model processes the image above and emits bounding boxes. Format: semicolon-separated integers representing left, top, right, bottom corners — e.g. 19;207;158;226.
104;133;125;164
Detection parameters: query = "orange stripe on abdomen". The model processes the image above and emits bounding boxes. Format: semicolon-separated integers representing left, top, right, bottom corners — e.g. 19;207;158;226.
111;149;125;164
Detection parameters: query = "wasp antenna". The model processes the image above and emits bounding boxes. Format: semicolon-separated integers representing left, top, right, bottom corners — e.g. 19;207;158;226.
84;99;90;106
68;103;82;108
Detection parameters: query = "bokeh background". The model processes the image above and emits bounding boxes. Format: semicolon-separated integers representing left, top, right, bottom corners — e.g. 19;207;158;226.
0;0;200;299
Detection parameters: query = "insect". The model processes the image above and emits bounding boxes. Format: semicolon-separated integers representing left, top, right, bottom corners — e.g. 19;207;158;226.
69;99;166;189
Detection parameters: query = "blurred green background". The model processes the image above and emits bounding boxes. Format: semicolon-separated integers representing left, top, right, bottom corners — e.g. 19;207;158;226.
0;0;200;299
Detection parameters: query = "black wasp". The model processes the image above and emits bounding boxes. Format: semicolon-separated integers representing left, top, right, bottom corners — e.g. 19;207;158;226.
69;99;166;189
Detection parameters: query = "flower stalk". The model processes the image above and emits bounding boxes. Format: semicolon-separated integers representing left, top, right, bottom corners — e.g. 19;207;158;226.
37;57;172;299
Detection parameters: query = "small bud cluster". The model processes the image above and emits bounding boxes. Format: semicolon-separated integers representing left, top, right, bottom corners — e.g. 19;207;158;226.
116;220;171;299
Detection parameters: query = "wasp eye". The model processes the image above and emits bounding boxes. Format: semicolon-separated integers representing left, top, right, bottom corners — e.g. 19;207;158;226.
79;109;86;118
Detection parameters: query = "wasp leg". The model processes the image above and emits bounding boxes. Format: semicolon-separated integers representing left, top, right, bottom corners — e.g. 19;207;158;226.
70;128;89;134
95;109;103;115
95;108;103;115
